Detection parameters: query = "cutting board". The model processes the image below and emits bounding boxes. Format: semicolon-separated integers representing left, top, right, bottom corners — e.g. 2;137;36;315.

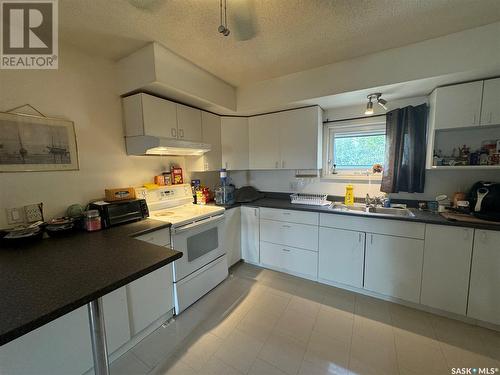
440;212;500;225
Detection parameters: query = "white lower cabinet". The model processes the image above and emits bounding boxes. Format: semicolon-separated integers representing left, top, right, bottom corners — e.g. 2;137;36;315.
126;264;174;336
0;306;93;375
223;207;242;267
102;287;131;354
468;230;500;325
260;242;318;280
364;233;424;303
241;206;260;264
421;225;473;315
260;219;318;251
319;227;365;288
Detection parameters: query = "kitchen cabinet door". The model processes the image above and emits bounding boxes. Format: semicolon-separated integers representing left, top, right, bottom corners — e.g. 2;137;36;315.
364;234;424;303
102;287;131;355
480;78;500;126
241;206;260;264
420;225;473;315
249;113;281;169
319;227;365;288
176;103;202;142
468;230;500;325
221;117;249;170
279;106;322;169
0;306;93;375
432;81;483;130
123;93;178;139
126;264;174;336
187;111;222;172
223;207;242;267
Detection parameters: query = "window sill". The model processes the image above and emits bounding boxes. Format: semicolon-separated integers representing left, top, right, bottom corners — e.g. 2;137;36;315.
321;174;383;182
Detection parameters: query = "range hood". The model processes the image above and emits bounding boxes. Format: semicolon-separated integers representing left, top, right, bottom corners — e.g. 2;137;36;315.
125;136;211;156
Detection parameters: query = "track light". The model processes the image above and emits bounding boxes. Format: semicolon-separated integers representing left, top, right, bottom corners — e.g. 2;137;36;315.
218;0;230;37
365;99;374;115
365;93;387;115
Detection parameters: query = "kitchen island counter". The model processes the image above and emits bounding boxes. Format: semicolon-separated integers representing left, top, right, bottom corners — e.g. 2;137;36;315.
0;219;181;346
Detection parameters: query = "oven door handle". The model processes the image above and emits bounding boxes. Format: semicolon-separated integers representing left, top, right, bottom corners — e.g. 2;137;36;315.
173;214;225;234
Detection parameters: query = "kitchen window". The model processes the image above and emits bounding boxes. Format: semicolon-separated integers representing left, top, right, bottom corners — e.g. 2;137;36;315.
324;117;386;179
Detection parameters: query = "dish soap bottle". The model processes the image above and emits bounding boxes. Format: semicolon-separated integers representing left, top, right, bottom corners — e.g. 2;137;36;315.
345;184;354;206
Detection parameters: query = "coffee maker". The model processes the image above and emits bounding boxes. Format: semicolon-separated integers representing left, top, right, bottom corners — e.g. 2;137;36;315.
468;181;500;222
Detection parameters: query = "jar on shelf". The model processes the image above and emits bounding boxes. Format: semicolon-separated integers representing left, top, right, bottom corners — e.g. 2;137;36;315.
84;210;101;232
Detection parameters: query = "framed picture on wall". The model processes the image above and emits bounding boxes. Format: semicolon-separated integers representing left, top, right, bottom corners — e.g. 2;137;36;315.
0;111;79;172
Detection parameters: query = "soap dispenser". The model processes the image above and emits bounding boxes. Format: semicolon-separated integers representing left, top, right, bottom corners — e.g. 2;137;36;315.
345;184;354;206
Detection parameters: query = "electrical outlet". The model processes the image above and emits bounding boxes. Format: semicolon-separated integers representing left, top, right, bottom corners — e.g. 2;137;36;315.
6;207;24;225
24;203;43;222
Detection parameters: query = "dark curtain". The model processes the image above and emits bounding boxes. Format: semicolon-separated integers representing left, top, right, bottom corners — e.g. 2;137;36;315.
381;104;427;193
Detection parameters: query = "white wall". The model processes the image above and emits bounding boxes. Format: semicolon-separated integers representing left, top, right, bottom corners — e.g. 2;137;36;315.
0;44;185;227
229;96;500;201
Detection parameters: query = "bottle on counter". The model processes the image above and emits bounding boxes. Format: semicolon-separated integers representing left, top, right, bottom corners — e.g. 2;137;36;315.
84;210;102;232
344;184;354;206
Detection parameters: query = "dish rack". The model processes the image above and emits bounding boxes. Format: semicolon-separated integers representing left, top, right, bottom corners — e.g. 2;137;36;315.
290;193;330;206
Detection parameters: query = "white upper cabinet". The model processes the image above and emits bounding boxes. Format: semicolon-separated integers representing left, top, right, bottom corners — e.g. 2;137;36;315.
468;230;500;326
480;78;500;126
187;111;222;172
249;106;322;170
279;107;322;169
176;104;202;142
221;117;249;170
249;112;281;169
420;225;473;315
123;93;178;139
431;81;483;130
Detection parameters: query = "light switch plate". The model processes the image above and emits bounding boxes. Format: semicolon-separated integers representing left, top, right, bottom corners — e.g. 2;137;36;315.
24;203;43;222
6;207;24;224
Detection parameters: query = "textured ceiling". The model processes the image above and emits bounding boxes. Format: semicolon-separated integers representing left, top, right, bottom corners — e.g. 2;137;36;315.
60;0;500;86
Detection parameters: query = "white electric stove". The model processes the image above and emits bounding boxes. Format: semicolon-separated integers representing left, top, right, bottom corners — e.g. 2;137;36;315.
136;185;227;313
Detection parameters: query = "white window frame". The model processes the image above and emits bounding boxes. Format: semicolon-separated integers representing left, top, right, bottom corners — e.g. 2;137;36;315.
322;116;386;181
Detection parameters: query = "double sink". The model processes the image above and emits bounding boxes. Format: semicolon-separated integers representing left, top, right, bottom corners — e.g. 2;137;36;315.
330;203;415;217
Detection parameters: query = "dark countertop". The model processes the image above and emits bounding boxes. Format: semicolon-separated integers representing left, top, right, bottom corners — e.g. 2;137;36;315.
0;219;181;346
218;198;500;231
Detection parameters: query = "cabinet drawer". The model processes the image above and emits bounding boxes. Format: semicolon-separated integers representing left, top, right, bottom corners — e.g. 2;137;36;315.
260;241;318;279
135;227;171;247
260;207;319;226
260;218;318;251
319;213;425;239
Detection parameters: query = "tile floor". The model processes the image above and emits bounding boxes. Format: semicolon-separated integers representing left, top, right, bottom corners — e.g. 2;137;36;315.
111;262;500;375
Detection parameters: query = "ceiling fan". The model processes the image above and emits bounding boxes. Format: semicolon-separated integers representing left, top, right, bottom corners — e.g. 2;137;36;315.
126;0;258;41
218;0;258;41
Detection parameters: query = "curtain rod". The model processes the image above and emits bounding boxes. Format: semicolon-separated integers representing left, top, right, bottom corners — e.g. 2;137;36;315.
323;113;386;124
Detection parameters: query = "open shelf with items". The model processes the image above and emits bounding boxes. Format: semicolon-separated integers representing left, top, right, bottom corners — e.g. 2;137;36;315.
426;124;500;170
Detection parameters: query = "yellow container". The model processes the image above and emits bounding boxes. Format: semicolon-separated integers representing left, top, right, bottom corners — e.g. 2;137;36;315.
345;184;355;206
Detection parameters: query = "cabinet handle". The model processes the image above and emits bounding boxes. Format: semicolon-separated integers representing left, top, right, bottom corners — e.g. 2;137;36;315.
281;160;285;168
275;161;279;169
473;114;476;124
171;128;177;138
489;112;493;124
358;233;362;242
282;212;291;215
282;248;291;252
480;231;487;242
254;209;257;217
179;129;184;138
463;229;469;240
282;225;291;228
370;234;373;245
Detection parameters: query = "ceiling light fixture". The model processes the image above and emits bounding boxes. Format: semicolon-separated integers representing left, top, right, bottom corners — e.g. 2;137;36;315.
218;0;230;36
365;93;387;115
